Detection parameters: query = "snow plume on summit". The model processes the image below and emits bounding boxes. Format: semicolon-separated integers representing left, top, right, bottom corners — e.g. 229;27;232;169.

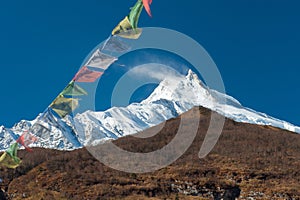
1;69;299;151
129;63;185;82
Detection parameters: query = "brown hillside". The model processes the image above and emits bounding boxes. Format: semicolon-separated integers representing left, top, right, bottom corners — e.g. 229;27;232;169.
0;107;300;200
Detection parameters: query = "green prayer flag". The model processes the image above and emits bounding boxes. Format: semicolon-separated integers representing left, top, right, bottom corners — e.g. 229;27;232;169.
128;0;144;29
61;81;88;96
0;143;21;169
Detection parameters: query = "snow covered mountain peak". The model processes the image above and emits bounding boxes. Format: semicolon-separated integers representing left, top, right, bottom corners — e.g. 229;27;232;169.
143;69;213;106
73;70;300;147
1;69;299;151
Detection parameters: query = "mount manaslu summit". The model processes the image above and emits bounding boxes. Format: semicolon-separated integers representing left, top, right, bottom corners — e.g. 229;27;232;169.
1;70;299;151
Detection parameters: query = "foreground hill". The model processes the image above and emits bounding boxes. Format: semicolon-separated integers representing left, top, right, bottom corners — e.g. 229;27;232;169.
1;107;300;199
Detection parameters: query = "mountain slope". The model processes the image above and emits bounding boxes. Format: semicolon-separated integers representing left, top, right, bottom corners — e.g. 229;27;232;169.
0;70;299;151
1;107;300;199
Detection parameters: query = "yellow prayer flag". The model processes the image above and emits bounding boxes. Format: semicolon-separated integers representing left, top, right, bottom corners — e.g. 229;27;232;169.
112;17;142;39
50;96;79;118
0;152;21;169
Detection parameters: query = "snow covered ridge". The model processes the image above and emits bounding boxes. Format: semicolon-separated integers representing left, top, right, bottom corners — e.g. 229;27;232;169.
1;70;299;151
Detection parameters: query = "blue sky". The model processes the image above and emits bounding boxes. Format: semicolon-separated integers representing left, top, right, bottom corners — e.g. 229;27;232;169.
0;0;299;127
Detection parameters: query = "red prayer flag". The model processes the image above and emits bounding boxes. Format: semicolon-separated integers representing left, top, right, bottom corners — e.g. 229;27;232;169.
16;131;38;152
142;0;152;17
73;66;103;83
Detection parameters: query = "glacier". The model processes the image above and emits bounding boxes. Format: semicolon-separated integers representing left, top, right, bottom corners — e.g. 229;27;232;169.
0;70;299;151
